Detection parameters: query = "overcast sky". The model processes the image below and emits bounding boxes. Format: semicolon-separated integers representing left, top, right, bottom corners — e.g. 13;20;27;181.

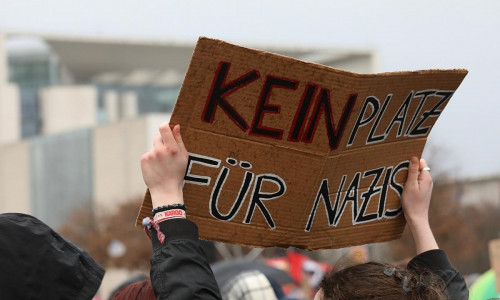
1;0;499;178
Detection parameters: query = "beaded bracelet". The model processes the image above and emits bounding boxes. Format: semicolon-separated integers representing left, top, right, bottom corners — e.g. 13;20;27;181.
152;203;186;215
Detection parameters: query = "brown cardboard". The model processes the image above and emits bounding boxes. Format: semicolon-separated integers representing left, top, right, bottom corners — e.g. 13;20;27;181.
136;37;467;250
489;239;500;291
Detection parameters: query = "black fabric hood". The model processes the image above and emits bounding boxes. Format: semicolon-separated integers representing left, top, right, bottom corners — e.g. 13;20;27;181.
0;213;105;299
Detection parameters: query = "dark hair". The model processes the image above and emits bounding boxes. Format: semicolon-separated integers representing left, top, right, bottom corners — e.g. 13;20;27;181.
109;279;156;300
319;262;447;300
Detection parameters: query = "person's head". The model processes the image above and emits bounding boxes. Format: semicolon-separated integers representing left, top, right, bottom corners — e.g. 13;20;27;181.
314;262;447;300
0;213;104;299
109;279;156;300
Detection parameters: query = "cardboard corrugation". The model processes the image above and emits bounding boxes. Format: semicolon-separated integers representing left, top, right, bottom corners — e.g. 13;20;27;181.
136;37;467;250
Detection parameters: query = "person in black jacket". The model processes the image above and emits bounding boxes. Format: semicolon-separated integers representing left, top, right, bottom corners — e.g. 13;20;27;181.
140;123;468;300
140;123;222;300
313;157;469;300
0;213;105;299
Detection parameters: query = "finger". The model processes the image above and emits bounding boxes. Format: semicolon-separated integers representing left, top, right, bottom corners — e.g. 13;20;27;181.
406;156;420;186
153;132;163;148
141;147;154;163
172;125;187;153
418;158;432;182
159;122;176;147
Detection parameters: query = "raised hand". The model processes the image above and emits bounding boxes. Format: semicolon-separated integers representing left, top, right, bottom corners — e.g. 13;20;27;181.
140;123;189;207
401;157;438;254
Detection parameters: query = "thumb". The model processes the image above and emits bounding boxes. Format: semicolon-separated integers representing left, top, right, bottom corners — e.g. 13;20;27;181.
172;124;187;153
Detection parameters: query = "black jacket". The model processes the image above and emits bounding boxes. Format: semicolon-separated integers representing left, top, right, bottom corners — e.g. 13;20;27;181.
148;219;468;300
0;213;105;300
150;218;222;299
408;249;469;300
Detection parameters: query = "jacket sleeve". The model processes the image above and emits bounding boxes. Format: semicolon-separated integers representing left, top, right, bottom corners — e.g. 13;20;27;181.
149;218;222;300
407;249;469;300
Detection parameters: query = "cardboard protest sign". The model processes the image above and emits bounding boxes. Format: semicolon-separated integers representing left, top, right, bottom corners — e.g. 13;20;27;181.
136;37;467;250
489;239;500;291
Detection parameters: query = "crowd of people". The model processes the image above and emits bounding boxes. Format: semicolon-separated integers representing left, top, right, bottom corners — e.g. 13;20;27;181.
0;122;469;299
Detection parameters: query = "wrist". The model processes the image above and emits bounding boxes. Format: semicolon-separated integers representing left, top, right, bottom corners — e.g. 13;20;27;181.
405;214;429;228
150;189;184;208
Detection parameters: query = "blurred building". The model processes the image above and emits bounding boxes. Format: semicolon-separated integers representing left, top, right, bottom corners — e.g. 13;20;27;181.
0;32;379;229
444;175;500;207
